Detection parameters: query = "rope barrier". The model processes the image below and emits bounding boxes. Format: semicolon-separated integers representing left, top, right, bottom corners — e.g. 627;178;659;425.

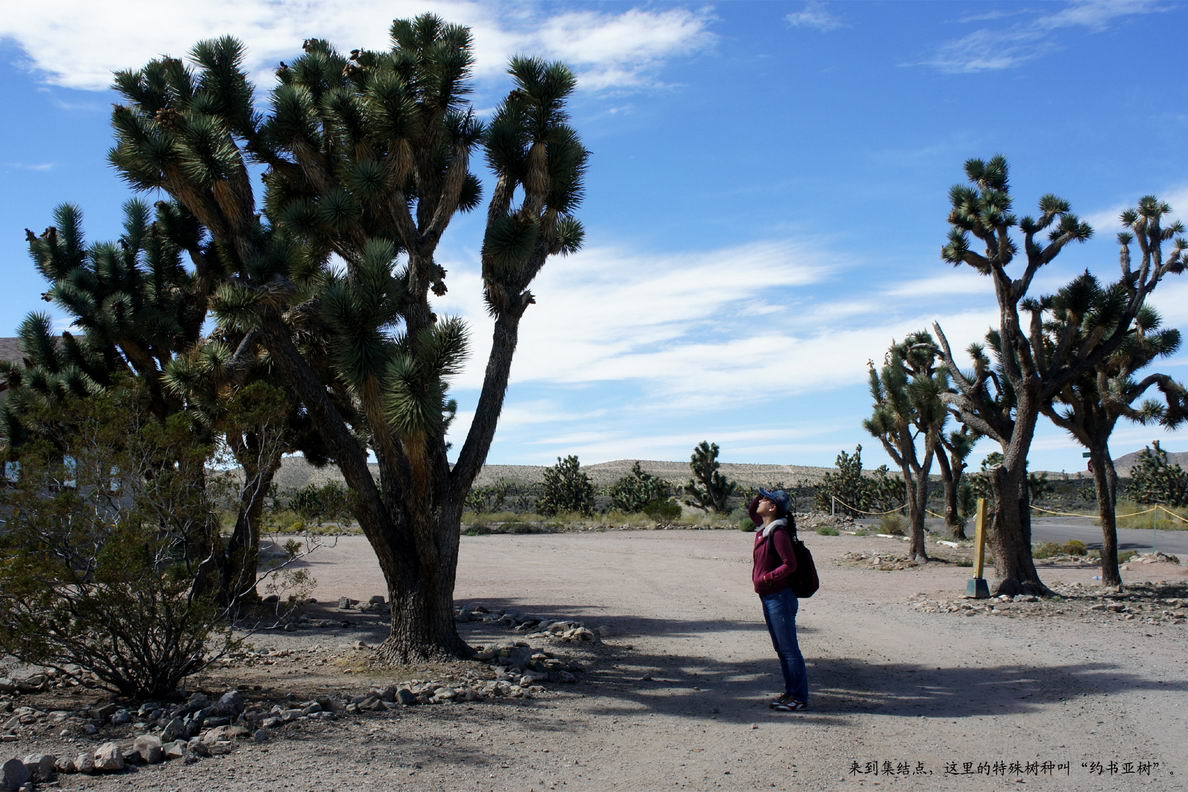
830;496;904;516
828;495;1188;525
1028;504;1188;523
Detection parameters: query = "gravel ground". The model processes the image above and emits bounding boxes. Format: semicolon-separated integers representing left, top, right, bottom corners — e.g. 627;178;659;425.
4;530;1186;792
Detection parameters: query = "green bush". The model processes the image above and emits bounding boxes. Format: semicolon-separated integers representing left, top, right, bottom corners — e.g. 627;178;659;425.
609;462;670;512
816;526;840;536
0;390;237;699
536;455;595;516
286;481;353;525
1033;541;1063;559
1118;550;1138;563
1062;539;1088;556
1127;441;1188;507
878;513;907;536
814;444;903;515
643;498;681;522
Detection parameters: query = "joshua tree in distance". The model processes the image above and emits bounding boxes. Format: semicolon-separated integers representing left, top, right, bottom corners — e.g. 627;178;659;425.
684;440;736;513
933;158;1185;595
864;331;947;561
102;15;589;661
1042;272;1186;587
934;423;979;539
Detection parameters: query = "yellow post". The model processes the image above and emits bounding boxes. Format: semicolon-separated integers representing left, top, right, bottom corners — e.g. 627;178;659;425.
973;497;987;578
965;498;990;598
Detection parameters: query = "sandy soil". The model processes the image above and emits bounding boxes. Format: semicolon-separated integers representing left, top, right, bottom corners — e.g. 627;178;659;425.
6;530;1187;792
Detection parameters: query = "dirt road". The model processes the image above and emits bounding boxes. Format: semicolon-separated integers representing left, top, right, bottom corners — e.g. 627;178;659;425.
36;530;1188;791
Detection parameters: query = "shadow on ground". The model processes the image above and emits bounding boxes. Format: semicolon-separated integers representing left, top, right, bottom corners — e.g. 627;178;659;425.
455;597;1188;727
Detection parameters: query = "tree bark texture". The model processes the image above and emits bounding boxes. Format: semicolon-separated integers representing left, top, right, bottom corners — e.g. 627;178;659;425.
1089;443;1122;588
218;446;282;609
935;449;967;539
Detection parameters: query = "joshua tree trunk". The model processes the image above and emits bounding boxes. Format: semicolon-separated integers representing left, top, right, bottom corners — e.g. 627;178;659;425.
989;413;1050;596
1088;442;1122;588
935;448;967;539
219;439;283;609
899;463;930;562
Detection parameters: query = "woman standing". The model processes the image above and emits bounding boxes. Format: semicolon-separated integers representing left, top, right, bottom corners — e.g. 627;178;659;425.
749;488;809;711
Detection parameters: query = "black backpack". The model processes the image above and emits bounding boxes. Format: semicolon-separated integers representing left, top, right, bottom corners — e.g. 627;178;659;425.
767;521;820;598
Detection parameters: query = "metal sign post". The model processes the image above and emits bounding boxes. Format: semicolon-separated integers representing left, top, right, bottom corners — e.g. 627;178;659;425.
966;498;990;598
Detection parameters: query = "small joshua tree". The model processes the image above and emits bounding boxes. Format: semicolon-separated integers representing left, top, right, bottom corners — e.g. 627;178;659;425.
537;455;595;516
609;461;670;513
864;332;948;562
683;441;736;513
1128;441;1188;507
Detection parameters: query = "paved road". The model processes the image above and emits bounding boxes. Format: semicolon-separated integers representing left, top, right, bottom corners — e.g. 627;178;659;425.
901;515;1188;556
1029;517;1188;555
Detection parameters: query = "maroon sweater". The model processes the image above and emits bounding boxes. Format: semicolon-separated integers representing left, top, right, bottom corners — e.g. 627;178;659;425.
748;499;798;595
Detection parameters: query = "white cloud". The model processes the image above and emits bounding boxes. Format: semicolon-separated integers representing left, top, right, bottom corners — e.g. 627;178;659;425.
432;232;1004;423
521;425;842;464
2;161;56;172
786;1;845;33
921;0;1171;74
0;1;713;93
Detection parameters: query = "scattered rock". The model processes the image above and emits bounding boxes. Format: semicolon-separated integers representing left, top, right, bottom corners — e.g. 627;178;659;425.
133;734;164;764
202;725;250;744
2;758;29;792
21;753;55;782
92;742;125;772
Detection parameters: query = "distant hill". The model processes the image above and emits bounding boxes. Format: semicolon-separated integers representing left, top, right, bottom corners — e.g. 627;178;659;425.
268;456;836;493
1113;447;1188;477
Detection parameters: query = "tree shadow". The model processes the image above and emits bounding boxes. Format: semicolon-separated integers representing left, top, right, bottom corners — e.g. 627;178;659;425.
454;597;1188;727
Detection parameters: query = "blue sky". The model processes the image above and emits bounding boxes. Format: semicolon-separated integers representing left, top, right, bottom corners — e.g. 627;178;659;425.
2;0;1187;473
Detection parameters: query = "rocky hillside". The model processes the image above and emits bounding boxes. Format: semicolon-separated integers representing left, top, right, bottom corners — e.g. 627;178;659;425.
1113;447;1188;477
269;456;835;493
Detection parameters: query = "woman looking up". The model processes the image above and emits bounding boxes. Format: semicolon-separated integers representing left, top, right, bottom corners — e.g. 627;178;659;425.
749;488;808;711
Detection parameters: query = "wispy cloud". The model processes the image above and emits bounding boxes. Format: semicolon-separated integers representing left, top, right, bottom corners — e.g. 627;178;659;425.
0;1;714;94
920;0;1171;74
786;1;845;33
2;161;56;172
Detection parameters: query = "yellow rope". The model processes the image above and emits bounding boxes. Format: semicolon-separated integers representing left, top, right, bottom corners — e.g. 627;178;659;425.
1156;505;1188;525
830;499;1188;524
1029;504;1167;519
831;497;904;516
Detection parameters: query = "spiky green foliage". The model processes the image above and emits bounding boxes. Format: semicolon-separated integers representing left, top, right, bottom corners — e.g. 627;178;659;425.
864;331;949;559
536;455;595;516
609;461;671;513
1128;441;1188;507
683;441;736;513
933;160;1186;596
95;13;588;661
813;444;902;516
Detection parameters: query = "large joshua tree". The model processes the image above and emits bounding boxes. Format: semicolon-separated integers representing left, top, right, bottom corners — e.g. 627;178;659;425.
1041;270;1186;587
864;331;947;562
103;16;587;660
933;159;1185;595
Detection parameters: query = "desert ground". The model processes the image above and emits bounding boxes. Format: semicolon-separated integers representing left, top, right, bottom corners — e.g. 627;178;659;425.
4;527;1186;792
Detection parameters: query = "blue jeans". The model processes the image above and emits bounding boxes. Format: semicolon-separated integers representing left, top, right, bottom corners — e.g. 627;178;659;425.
761;588;808;703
